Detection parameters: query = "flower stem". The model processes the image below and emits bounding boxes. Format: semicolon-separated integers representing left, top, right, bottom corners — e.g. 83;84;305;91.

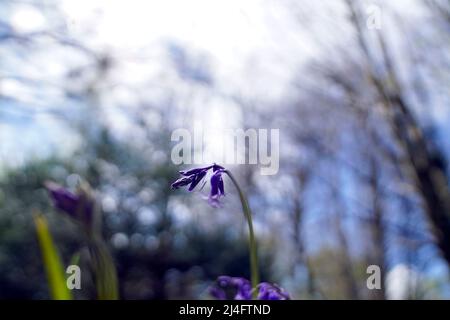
88;235;119;300
225;170;259;299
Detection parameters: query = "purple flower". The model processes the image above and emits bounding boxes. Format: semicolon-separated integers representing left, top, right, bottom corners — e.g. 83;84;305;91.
209;276;252;300
257;282;290;300
207;169;225;207
171;164;226;206
210;276;290;300
45;181;95;228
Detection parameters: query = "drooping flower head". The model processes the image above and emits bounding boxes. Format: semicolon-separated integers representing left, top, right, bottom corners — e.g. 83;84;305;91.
209;276;290;300
171;164;226;207
45;181;96;230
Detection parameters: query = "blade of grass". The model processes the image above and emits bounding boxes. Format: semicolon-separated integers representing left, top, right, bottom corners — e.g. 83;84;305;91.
33;213;73;300
89;237;119;300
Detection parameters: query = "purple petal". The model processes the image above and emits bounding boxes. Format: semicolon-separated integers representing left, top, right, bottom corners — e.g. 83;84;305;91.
210;276;252;300
179;165;213;176
187;170;207;191
207;196;222;208
257;282;290;300
209;286;226;300
45;181;95;228
218;177;224;195
209;170;224;197
45;181;79;217
207;170;225;207
171;176;194;190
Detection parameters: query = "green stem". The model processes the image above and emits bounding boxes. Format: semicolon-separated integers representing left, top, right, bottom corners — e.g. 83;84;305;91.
88;235;119;300
225;170;259;299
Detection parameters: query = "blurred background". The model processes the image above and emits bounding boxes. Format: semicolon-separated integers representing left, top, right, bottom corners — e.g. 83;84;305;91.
1;0;450;299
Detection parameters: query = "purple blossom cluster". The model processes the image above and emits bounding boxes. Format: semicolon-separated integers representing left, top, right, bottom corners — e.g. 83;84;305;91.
210;276;290;300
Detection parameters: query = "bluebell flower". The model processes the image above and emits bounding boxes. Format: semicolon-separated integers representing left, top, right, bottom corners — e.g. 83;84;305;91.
209;276;252;300
256;282;290;300
210;276;290;300
171;164;225;206
45;181;95;229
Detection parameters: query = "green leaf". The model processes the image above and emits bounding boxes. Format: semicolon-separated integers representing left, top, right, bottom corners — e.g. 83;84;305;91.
33;213;73;300
89;237;119;300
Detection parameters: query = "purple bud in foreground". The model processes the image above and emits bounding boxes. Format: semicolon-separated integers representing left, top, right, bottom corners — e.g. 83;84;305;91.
45;181;95;229
45;181;79;217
